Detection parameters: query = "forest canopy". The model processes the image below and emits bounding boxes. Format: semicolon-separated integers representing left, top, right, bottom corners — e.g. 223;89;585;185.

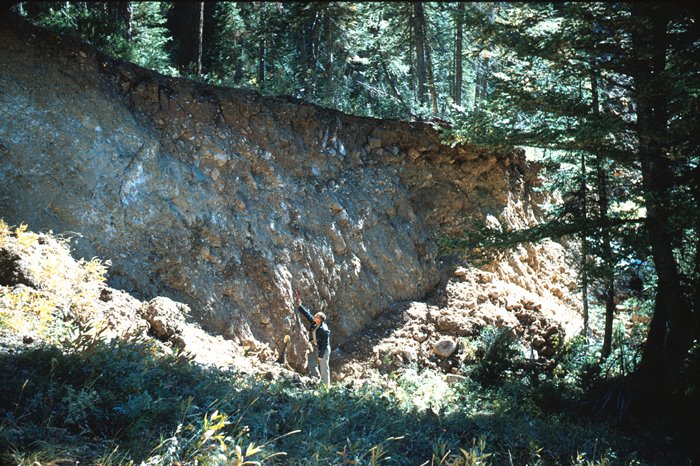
12;1;502;120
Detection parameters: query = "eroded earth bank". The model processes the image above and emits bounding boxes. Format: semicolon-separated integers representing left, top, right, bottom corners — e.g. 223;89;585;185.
0;15;582;377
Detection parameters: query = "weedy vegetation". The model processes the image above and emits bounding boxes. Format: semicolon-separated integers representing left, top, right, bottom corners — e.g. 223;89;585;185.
0;222;690;465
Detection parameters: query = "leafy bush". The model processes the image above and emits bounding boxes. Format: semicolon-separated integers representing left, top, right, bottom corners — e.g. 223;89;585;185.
0;220;110;343
394;368;456;415
143;410;288;466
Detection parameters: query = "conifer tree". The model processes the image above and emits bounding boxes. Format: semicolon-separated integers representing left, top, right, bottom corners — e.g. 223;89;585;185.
446;2;700;409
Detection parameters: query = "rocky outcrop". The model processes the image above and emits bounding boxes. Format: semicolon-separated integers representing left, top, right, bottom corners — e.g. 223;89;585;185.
0;15;547;370
333;239;581;380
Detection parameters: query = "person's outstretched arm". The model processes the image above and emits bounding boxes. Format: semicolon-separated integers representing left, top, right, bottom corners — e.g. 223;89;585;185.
297;304;314;323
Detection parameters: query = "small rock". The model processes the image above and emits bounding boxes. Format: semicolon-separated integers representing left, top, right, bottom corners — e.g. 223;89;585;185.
545;324;560;337
435;314;479;336
446;374;466;385
139;297;190;341
212;152;229;166
337;209;350;227
99;288;113;302
367;137;382;150
453;267;469;277
433;338;457;358
413;332;429;343
531;335;546;349
399;347;418;363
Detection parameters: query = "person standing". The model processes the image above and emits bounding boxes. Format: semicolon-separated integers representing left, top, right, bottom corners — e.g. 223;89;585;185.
295;292;331;386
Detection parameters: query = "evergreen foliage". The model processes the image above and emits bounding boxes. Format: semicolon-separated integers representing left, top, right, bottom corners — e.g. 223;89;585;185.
12;1;494;120
27;2;175;75
438;2;699;420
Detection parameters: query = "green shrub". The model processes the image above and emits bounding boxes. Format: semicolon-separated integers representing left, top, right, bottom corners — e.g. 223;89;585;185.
469;326;523;385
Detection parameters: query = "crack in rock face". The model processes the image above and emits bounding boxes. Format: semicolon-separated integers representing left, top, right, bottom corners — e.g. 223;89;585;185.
0;15;576;372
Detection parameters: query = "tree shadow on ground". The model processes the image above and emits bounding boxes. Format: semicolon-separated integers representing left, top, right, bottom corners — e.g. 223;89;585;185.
0;340;690;465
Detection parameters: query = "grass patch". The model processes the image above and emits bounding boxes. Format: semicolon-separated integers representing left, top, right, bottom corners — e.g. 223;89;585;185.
1;338;682;465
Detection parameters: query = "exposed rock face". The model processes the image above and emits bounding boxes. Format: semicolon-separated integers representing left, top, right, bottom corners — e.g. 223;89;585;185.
0;16;546;370
333;239;582;380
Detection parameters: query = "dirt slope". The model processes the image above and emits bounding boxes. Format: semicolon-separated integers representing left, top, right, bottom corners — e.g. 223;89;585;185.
0;13;582;376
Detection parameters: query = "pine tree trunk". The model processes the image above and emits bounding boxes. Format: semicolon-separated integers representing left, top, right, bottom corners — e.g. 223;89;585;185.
408;21;415;98
694;165;700;341
196;1;204;77
256;3;265;88
598;154;616;358
267;29;275;82
414;2;427;105
475;57;490;107
474;60;482;108
233;2;251;85
449;29;454;101
484;56;491;101
233;41;244;85
299;27;309;96
169;2;205;76
258;37;266;87
324;9;333;94
591;68;616;358
414;2;437;113
122;2;132;41
424;31;439;114
310;9;322;97
580;152;589;337
110;2;132;41
474;5;498;108
201;3;216;72
633;3;694;398
454;2;464;106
